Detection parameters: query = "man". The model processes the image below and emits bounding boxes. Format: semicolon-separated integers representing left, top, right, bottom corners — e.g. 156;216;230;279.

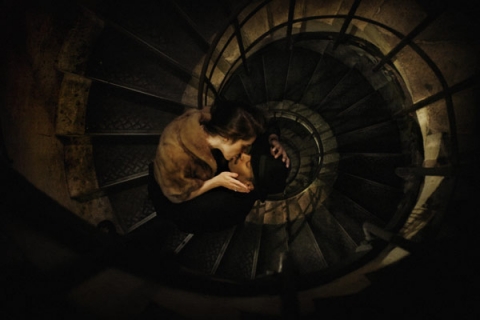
228;132;290;202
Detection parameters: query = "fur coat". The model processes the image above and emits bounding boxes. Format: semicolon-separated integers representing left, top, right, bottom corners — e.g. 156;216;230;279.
153;108;218;203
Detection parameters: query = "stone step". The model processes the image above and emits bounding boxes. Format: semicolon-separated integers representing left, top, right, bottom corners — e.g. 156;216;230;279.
323;190;385;245
176;227;237;275
85;24;193;102
86;82;184;133
308;206;358;267
215;222;263;280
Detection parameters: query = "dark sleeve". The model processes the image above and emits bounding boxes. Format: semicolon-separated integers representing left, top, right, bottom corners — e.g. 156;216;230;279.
169;188;257;233
149;162;257;233
265;117;281;137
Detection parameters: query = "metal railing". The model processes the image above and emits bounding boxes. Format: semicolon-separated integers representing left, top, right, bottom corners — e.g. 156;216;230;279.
195;0;480;248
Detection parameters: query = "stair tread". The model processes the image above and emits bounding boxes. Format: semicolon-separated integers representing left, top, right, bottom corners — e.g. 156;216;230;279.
334;172;404;221
256;224;288;276
288;217;329;274
263;48;291;102
308;207;358;266
108;184;155;232
220;73;251;104
337;153;407;187
330;90;391;131
222;57;267;104
215;222;262;280
87;0;207;72
92;139;156;186
284;47;324;102
176;227;237;275
173;0;251;45
300;54;351;107
334;120;404;153
323;191;385;244
316;68;375;120
86;82;183;133
86;25;190;102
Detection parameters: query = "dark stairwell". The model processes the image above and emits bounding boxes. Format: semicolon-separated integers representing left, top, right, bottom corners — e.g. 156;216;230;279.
2;0;479;319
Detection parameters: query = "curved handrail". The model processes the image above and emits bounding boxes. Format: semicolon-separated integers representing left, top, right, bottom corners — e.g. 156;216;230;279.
196;0;469;252
197;0;464;161
197;0;272;108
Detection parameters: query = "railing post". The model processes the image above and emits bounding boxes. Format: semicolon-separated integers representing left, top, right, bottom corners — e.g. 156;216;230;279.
372;8;445;72
233;18;250;75
281;195;300;319
395;73;480;117
286;0;296;51
333;0;362;50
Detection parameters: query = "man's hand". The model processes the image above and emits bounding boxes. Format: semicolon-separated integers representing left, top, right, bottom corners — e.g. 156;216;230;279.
269;134;290;168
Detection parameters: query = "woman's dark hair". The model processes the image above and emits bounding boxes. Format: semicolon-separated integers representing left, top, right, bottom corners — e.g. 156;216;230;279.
203;100;266;142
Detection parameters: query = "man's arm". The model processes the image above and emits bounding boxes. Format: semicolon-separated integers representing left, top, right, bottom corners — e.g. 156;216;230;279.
268;133;290;168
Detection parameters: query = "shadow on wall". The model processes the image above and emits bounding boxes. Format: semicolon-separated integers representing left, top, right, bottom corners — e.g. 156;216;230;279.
0;162;181;318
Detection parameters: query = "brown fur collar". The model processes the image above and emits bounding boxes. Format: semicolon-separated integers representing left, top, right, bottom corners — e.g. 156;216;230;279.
178;108;217;172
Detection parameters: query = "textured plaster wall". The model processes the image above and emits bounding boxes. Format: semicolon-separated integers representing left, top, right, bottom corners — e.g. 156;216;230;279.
1;1;115;225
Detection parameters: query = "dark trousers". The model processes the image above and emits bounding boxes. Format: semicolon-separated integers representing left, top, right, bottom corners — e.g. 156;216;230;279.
147;164;257;233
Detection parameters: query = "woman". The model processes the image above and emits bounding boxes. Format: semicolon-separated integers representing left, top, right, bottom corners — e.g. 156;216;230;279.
147;110;290;233
152;100;266;204
102;127;290;270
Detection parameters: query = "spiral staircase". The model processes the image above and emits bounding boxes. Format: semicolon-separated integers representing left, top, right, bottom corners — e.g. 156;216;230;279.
2;0;479;318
